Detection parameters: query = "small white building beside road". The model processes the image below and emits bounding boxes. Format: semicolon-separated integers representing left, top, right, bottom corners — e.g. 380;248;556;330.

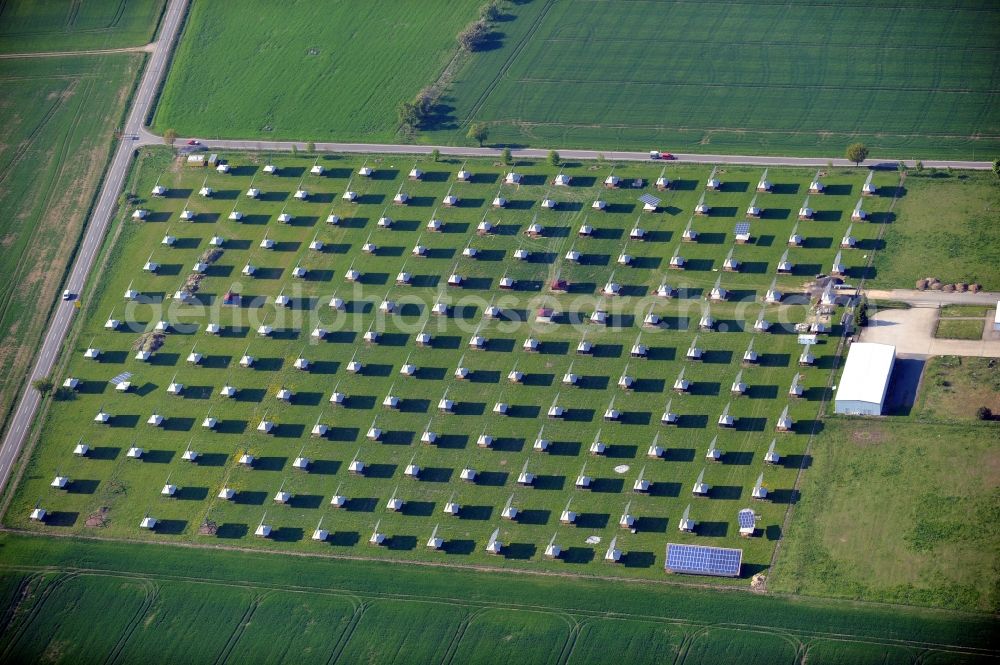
994;301;1000;332
834;342;896;415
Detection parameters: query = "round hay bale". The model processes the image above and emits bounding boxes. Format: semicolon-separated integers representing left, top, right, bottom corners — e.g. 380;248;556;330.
915;279;928;290
970;283;981;293
942;283;955;292
929;281;943;290
955;282;968;292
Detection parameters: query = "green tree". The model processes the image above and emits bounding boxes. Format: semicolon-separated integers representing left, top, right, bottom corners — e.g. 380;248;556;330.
547;150;560;167
846;142;869;166
458;20;489;51
467;123;489;147
163;128;177;146
500;147;512;165
481;0;502;22
993;159;1000;178
430;148;440;163
306;141;316;154
32;377;53;396
53;386;75;401
398;101;421;131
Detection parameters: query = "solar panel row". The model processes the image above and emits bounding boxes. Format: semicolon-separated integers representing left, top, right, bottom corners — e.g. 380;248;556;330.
664;543;742;577
734;222;751;236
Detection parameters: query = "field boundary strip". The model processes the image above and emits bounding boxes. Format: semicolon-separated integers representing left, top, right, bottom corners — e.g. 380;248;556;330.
0;561;993;658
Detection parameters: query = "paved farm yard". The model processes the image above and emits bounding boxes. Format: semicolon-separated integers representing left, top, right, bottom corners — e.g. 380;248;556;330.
10;149;895;581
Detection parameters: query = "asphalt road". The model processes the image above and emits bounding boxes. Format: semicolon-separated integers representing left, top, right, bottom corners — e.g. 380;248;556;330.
136;130;993;170
0;0;190;496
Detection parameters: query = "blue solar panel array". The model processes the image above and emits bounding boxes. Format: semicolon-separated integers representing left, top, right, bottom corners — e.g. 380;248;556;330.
734;221;751;236
639;193;660;207
665;543;742;577
738;508;756;530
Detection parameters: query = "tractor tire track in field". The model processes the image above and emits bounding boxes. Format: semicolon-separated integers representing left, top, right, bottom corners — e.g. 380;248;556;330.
681;624;801;665
460;0;557;128
0;571;42;640
0;571;73;661
214;593;262;665
327;600;368;665
0;45;151;59
555;616;582;665
0;562;994;659
104;577;158;665
439;607;483;665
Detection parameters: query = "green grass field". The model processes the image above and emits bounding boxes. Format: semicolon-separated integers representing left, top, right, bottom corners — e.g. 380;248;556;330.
7;149;898;583
934;318;985;340
0;0;165;53
918;356;1000;422
0;533;995;664
872;171;1000;291
0;53;144;444
153;0;481;141
769;416;1000;612
939;306;991;318
153;0;1000;159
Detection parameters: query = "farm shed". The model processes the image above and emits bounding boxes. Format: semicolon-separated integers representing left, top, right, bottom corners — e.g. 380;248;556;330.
834;342;895;415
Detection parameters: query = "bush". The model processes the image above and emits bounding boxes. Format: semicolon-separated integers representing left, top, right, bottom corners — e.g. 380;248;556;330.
458;20;490;51
163;128;177;145
53;386;75;401
32;377;53;395
481;0;502;22
430;148;440;162
547;150;560;167
500;147;512;165
976;406;992;421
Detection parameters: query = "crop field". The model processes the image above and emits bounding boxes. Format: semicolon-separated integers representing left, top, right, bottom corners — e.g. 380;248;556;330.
7;148;899;582
0;534;995;664
435;0;1000;158
153;0;482;141
0;0;165;53
153;0;999;159
0;53;144;441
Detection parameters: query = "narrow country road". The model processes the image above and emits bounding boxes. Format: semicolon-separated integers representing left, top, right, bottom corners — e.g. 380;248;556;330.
866;289;1000;306
135;129;993;170
0;0;190;496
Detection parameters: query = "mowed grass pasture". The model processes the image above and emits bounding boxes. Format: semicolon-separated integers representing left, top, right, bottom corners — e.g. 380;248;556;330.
0;54;144;444
8;148;898;582
872;170;1000;291
0;0;165;53
0;534;995;664
153;0;1000;159
771;378;1000;614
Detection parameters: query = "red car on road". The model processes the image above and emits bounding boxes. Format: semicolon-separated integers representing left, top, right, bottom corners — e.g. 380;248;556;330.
649;150;675;160
187;139;200;145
